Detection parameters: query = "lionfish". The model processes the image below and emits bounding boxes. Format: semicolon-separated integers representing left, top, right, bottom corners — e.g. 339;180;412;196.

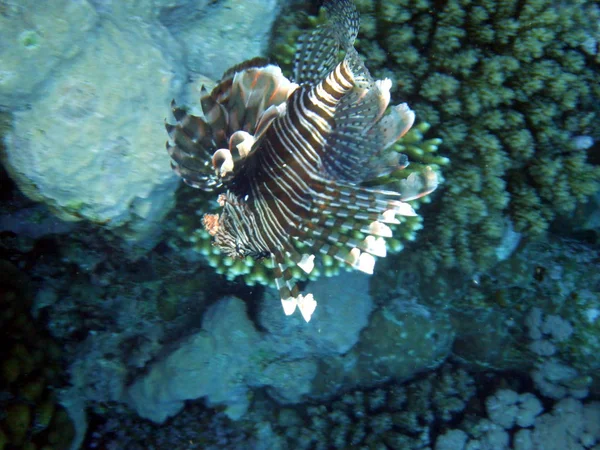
165;0;438;322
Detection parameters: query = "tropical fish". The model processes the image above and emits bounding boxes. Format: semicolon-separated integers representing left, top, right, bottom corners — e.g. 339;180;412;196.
165;0;438;322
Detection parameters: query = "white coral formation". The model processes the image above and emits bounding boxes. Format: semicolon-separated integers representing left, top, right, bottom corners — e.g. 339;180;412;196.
486;389;543;429
513;398;600;450
439;392;599;450
524;307;589;399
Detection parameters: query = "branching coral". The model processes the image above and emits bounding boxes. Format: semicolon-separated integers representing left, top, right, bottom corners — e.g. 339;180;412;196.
349;0;600;274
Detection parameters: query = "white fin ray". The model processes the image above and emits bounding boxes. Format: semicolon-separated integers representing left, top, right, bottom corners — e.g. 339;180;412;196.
280;294;317;322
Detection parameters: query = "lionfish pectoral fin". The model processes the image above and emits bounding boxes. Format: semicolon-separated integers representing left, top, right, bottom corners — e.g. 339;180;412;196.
253;103;288;142
375;103;416;150
383;201;417;221
366;221;393;238
166;100;223;191
320;62;407;183
294;24;339;85
345;248;375;275
362;235;387;258
228;65;298;133
398;167;440;201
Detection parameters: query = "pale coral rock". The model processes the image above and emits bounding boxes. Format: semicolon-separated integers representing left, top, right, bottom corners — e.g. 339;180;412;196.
126;297;262;422
525;398;600;450
541;314;574;342
0;0;98;105
486;389;520;429
3;21;183;241
258;272;374;357
486;389;543;430
532;359;588;400
435;429;468;450
170;0;281;80
528;339;556;356
126;296;319;422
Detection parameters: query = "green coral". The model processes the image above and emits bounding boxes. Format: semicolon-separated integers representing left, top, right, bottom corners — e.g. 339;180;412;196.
350;0;600;274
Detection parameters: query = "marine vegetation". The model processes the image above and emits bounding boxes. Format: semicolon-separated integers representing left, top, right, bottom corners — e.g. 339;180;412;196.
273;0;600;275
0;261;75;450
349;0;600;274
164;0;440;321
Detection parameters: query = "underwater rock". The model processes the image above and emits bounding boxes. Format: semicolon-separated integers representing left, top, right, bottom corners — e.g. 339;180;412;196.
309;297;454;398
3;20;183;242
258;272;374;358
169;0;281;80
0;0;98;105
126;296;318;422
126;297;261;422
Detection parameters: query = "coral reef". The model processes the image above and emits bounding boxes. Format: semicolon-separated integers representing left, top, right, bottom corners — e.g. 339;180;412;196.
1;2;599;449
272;364;477;450
79;360;600;450
347;0;600;274
373;234;600;393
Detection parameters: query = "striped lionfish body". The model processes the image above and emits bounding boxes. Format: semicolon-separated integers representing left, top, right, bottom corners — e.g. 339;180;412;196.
165;0;438;322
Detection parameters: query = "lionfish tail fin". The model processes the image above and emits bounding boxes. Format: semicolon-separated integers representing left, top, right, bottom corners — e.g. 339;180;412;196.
281;293;317;323
274;260;317;322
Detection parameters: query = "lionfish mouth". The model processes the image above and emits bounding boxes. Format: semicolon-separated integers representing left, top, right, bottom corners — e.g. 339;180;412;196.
165;0;439;323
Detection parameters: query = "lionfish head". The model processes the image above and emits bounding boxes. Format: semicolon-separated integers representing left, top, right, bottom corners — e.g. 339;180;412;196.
165;0;439;323
202;193;271;261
